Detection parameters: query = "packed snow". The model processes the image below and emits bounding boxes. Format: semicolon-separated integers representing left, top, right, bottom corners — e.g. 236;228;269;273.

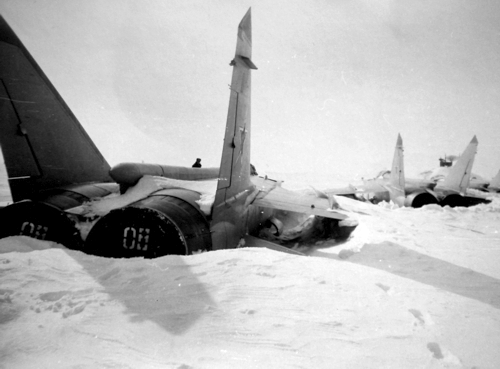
1;175;499;368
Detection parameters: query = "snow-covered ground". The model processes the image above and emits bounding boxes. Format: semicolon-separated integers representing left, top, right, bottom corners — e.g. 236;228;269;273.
1;178;500;368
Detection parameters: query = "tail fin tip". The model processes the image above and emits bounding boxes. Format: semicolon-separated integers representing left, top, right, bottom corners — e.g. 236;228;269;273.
239;8;252;36
396;133;402;146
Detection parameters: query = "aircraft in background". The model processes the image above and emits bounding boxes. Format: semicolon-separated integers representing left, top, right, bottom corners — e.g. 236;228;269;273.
420;156;490;192
327;134;439;208
487;170;500;193
430;136;491;206
327;134;491;208
0;10;358;257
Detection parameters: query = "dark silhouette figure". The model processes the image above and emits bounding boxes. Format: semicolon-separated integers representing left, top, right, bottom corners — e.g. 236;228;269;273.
192;158;202;168
439;158;452;167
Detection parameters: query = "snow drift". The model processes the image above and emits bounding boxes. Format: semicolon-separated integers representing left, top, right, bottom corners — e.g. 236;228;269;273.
1;195;500;368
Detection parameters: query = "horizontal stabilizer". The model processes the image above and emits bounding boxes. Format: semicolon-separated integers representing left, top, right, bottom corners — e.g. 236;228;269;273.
239;56;258;70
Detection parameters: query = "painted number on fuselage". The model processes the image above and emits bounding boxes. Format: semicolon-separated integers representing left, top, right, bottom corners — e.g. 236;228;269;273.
20;222;48;240
123;227;150;251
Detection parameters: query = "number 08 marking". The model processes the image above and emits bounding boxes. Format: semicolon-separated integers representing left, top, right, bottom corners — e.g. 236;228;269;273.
20;222;48;240
123;227;150;251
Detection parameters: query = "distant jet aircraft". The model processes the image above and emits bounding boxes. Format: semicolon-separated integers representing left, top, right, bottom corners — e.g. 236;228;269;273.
0;10;357;257
421;157;490;192
429;136;491;206
328;134;438;207
328;134;490;208
461;175;490;192
488;170;500;193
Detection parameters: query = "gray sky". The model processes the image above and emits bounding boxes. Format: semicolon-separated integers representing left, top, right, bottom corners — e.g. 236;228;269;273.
1;0;499;182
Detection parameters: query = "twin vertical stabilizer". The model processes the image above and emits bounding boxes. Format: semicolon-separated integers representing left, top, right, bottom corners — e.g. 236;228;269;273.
213;8;255;199
436;136;478;194
489;170;500;192
210;8;258;249
388;134;405;204
0;16;111;201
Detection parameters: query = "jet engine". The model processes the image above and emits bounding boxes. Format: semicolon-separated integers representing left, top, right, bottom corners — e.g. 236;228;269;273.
439;194;490;208
403;192;439;208
84;189;212;258
439;194;466;208
0;183;118;248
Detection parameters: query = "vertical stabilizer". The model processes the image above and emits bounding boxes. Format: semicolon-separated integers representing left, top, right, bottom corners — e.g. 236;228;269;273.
211;8;257;249
388;134;405;203
489;169;500;192
214;8;255;198
436;136;478;194
0;16;111;201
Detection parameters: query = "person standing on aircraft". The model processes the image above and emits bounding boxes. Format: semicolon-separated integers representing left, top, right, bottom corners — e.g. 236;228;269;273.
192;158;202;168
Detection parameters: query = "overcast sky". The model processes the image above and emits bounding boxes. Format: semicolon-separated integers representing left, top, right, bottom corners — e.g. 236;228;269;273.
1;0;499;182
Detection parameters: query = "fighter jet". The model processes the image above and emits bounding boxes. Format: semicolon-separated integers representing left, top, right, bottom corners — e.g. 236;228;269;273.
325;134;434;207
421;157;490;192
0;10;357;257
328;134;490;208
429;136;492;206
488;170;500;193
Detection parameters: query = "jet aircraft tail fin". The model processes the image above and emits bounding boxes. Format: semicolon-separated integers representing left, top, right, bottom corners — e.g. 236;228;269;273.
0;15;111;202
387;134;405;205
211;8;258;249
489;169;500;192
436;136;477;195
